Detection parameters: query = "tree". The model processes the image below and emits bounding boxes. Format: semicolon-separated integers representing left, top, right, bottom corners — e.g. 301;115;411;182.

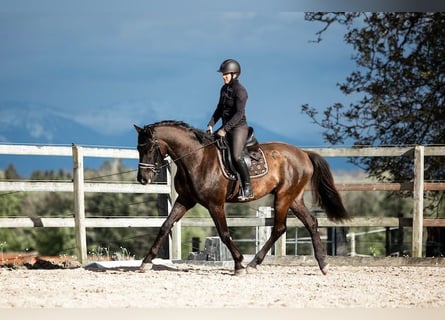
0;191;32;252
302;12;445;215
5;163;20;180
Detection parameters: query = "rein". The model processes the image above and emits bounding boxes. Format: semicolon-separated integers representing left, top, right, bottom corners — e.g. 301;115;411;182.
138;136;219;173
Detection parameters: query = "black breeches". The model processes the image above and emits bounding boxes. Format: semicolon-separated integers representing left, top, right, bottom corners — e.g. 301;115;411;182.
228;125;248;161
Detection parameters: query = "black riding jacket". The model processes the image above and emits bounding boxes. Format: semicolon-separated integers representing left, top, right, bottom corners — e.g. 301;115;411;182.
207;79;248;132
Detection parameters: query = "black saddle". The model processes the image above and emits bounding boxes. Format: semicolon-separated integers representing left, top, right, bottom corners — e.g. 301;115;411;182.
215;126;260;180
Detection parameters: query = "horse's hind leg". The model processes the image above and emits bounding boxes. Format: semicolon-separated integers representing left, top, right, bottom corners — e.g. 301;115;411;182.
290;199;329;275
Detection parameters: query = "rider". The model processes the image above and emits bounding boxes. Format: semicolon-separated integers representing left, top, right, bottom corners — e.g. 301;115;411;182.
207;58;254;201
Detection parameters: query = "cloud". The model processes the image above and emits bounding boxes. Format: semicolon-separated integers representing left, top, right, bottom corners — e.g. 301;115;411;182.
71;100;155;135
71;96;213;136
0;4;356;147
27;123;54;141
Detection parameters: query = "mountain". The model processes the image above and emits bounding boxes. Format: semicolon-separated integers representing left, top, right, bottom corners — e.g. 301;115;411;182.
0;102;134;146
0;102;135;176
0;102;353;177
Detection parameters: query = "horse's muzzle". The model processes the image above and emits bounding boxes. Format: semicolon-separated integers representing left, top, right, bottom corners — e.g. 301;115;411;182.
138;176;148;185
137;173;150;185
137;171;154;185
137;163;159;185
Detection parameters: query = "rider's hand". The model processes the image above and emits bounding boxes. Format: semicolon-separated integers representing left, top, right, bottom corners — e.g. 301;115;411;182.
216;128;226;138
206;125;213;134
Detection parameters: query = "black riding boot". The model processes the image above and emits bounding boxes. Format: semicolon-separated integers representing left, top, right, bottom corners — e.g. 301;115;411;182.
235;158;254;201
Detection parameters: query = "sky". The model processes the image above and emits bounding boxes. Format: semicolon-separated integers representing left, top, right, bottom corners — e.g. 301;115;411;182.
0;1;360;147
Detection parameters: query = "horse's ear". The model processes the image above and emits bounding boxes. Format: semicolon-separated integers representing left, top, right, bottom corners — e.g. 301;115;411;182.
134;124;143;133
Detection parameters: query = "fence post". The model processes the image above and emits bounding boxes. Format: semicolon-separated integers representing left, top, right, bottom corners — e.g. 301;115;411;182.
72;145;87;264
412;145;424;257
349;232;356;257
275;230;287;256
168;161;181;260
256;206;271;255
256;207;286;256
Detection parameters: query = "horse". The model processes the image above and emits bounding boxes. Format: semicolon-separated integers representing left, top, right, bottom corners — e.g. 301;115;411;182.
134;120;351;275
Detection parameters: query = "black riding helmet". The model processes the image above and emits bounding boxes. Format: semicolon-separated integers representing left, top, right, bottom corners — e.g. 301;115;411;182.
217;59;241;76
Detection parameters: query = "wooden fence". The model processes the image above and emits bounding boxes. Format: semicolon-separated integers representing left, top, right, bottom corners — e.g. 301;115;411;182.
0;144;444;263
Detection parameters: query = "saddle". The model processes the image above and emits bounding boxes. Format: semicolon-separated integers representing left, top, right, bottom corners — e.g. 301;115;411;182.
215;127;268;197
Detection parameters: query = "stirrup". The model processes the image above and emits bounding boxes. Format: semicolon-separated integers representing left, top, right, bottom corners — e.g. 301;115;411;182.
238;194;254;201
237;186;254;201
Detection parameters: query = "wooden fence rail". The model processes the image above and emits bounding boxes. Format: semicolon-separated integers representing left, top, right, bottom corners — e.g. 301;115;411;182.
0;144;176;263
1;144;444;263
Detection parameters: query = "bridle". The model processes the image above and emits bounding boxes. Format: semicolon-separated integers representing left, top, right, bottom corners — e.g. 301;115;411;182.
137;127;218;175
137;127;164;175
138;161;161;174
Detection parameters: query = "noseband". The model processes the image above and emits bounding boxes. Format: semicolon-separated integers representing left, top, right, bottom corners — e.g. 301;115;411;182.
138;162;161;174
137;129;163;175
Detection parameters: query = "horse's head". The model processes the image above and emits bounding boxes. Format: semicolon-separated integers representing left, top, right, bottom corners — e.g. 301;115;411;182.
134;124;164;185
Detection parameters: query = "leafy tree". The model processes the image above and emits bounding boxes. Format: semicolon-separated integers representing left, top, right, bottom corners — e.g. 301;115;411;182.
0;191;34;252
302;12;445;215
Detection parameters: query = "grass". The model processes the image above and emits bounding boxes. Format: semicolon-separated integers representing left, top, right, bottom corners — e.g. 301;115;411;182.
87;245;135;261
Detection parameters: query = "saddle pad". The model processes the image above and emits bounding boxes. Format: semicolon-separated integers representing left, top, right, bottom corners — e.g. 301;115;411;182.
217;147;268;180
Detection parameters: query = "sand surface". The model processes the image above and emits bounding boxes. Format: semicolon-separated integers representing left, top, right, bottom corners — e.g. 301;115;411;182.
1;262;444;308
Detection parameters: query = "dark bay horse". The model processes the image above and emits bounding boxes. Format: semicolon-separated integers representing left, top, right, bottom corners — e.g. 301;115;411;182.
134;120;350;275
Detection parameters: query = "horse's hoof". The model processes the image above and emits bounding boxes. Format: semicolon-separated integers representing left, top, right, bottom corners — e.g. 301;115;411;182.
234;268;247;276
246;265;257;274
321;263;329;275
139;262;153;272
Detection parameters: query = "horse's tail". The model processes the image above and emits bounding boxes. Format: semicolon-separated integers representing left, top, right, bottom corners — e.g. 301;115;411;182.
306;151;351;222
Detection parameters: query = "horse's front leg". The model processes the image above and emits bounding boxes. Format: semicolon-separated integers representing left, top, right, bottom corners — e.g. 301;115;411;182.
247;198;288;272
141;197;195;270
209;204;245;275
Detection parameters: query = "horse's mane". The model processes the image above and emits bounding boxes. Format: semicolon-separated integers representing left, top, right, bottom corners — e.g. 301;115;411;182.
145;120;214;145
